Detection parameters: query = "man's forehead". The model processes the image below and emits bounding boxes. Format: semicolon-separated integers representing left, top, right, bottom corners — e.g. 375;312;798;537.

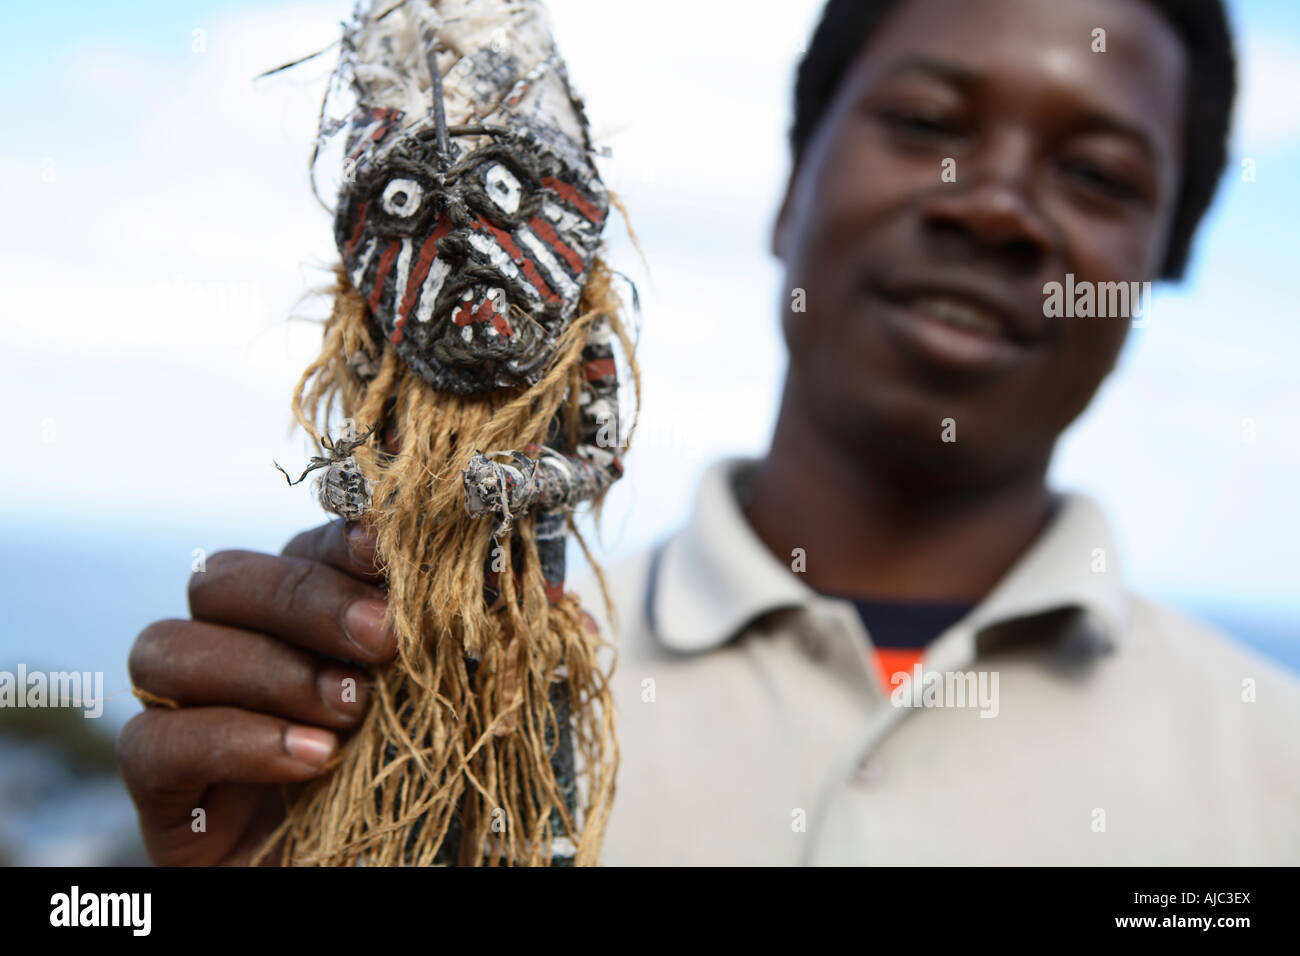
846;0;1187;155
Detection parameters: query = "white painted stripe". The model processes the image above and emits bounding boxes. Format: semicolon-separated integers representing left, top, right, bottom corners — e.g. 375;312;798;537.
466;232;542;303
414;258;452;323
392;238;412;317
585;316;613;346
349;238;376;291
516;226;580;301
541;199;597;255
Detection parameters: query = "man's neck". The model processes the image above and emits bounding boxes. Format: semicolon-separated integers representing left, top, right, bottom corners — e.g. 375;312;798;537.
742;396;1054;603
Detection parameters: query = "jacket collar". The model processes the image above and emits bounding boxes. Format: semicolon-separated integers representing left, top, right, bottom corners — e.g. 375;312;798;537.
647;457;1129;655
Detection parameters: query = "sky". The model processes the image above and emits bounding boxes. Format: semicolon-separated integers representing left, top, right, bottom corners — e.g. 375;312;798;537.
2;0;1299;725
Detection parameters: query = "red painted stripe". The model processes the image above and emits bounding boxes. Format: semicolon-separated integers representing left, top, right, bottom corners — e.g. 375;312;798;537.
370;107;401;141
465;297;515;338
543;177;605;224
393;216;453;341
475;217;561;304
584;357;616;380
506;81;530;107
490;307;514;337
453;300;476;326
344;202;368;256
369;240;401;316
528;215;584;274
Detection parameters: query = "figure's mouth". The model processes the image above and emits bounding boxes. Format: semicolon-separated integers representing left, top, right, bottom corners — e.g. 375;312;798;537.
450;284;516;340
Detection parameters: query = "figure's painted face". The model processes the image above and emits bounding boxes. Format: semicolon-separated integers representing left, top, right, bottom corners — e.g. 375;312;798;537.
335;108;609;394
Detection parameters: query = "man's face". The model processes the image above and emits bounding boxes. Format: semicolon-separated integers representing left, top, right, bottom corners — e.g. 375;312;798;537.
774;0;1187;489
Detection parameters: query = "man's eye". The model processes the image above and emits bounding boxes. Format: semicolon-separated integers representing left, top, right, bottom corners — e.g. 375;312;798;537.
1060;159;1144;204
877;109;961;137
1059;159;1137;201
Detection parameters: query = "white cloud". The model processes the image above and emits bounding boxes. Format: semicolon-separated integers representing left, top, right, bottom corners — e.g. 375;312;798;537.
1234;34;1300;151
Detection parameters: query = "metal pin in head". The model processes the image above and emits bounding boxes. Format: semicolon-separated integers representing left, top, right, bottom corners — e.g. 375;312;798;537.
422;28;451;169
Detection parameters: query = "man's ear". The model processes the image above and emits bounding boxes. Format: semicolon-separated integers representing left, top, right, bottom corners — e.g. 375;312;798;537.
770;159;802;261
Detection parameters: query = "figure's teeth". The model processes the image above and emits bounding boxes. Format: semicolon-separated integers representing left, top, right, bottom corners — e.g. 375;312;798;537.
912;295;1002;336
483;288;508;337
452;286;512;341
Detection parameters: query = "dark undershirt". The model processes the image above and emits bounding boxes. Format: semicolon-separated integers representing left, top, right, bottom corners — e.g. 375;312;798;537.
833;596;975;649
816;592;975;690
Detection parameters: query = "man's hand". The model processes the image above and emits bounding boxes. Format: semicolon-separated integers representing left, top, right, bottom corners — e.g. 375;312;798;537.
117;521;396;866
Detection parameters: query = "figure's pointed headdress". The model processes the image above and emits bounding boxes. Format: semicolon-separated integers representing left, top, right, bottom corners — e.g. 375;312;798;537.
327;0;610;393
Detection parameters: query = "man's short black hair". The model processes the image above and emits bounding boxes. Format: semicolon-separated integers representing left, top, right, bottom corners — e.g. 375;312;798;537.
791;0;1236;280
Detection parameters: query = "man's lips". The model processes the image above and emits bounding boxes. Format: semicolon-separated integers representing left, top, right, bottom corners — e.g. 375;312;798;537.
899;293;1006;339
870;280;1043;374
875;279;1041;343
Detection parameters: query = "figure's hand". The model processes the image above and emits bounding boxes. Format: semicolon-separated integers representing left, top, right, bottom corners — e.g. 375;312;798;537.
117;521;395;866
463;450;534;537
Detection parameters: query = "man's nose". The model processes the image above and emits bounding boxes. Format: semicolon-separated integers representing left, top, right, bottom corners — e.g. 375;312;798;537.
919;131;1052;275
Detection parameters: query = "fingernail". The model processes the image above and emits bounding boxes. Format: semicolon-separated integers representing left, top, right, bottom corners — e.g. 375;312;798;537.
347;522;376;548
319;668;368;718
343;598;394;658
285;726;336;766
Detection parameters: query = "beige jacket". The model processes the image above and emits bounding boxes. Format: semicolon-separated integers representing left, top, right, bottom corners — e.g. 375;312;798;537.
574;458;1300;865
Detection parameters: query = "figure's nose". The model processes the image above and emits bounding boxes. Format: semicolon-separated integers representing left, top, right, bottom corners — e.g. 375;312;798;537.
918;130;1052;275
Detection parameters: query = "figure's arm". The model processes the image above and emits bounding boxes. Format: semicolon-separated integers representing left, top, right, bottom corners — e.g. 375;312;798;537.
463;315;624;536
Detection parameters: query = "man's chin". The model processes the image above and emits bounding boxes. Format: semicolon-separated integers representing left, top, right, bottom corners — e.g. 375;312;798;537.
805;376;1023;491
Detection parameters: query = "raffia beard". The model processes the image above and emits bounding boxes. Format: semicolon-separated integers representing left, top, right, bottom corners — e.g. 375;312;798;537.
252;261;631;866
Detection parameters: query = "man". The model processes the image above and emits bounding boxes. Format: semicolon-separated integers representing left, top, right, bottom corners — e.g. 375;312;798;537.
120;0;1300;865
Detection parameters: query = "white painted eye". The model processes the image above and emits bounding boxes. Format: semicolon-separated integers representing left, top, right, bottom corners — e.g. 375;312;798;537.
484;163;521;214
381;178;423;217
